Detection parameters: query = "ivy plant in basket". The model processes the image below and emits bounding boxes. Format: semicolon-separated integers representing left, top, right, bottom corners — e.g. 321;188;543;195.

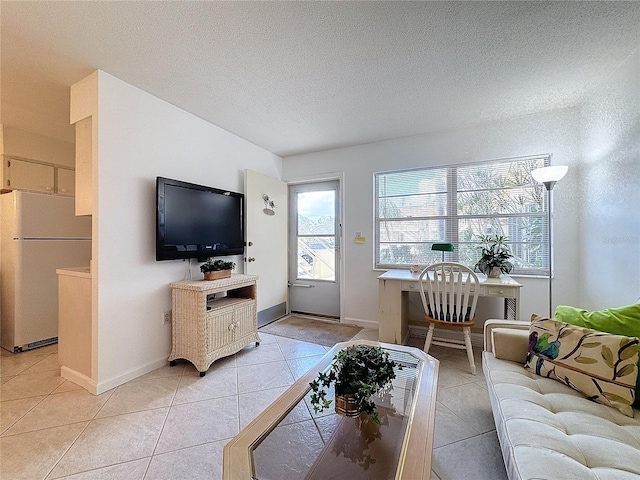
309;344;399;425
200;259;236;281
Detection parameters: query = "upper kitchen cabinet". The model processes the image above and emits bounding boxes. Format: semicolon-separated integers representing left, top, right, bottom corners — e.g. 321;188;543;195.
57;167;75;196
70;72;97;216
2;156;55;193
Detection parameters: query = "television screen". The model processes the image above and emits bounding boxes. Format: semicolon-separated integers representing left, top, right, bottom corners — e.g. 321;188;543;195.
156;177;244;261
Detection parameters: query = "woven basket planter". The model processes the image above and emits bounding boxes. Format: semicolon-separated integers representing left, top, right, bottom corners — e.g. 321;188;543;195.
334;393;362;417
203;270;232;281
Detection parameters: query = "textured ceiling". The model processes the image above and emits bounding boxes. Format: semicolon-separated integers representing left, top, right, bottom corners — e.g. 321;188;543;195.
1;1;639;157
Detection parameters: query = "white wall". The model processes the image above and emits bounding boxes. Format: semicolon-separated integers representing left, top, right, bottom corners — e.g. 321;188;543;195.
95;71;282;390
579;48;640;308
283;109;582;326
1;126;74;167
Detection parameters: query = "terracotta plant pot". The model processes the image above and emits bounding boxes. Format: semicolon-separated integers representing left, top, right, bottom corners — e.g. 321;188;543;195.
335;393;362;417
203;270;231;281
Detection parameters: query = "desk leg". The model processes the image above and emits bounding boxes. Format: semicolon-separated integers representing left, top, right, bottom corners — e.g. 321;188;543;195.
379;279;405;344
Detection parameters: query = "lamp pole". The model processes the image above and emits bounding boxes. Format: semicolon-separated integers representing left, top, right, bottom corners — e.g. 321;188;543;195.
544;182;554;318
531;165;568;319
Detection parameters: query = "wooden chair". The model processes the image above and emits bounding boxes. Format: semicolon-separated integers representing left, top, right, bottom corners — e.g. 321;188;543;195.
418;262;480;374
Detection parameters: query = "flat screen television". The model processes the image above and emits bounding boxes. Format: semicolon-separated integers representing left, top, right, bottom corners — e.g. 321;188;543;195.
156;177;245;261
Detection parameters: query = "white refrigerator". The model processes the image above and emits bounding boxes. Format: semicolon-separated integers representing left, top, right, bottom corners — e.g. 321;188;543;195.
0;191;91;352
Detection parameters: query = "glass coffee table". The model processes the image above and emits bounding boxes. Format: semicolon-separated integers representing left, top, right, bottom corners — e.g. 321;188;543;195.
223;340;439;480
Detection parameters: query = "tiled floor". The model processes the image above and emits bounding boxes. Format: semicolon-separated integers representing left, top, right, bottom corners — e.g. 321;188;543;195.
0;330;507;479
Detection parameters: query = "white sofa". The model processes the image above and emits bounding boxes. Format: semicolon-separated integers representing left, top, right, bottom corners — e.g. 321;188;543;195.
483;319;640;480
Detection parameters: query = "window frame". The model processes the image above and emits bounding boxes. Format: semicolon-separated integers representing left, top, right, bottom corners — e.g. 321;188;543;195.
374;154;551;275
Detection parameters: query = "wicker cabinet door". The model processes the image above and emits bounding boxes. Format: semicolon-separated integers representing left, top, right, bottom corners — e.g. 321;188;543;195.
206;310;237;351
234;303;258;339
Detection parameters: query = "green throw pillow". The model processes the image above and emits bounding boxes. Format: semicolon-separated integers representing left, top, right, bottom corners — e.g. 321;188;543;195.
555;303;640;407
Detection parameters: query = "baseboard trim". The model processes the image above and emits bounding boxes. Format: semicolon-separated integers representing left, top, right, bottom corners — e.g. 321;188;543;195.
409;325;484;347
258;302;287;327
61;366;98;395
94;356;168;395
343;317;378;329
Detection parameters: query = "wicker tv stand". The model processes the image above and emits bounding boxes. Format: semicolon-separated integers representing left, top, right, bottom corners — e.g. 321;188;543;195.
168;274;260;376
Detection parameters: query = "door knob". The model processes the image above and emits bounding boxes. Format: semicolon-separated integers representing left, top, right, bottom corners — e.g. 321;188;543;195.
248;257;256;262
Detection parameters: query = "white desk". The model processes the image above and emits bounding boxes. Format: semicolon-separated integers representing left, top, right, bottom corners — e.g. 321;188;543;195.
378;269;522;344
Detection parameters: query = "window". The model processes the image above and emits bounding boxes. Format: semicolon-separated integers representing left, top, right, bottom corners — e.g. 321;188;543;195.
375;155;551;275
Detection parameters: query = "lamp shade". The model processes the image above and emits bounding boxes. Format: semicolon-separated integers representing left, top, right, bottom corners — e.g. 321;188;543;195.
531;166;568;184
431;243;454;252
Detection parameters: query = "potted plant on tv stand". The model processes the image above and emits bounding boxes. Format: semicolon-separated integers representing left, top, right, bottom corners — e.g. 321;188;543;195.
200;258;236;281
309;344;399;425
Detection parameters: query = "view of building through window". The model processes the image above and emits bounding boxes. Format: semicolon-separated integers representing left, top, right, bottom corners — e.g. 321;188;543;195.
375;155;551;275
297;190;336;280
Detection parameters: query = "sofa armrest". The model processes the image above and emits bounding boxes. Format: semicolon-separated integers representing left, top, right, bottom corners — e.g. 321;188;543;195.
484;319;530;353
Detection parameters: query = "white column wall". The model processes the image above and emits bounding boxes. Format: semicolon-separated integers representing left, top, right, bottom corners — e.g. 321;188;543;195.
579;48;640;308
283;109;582;326
95;71;282;390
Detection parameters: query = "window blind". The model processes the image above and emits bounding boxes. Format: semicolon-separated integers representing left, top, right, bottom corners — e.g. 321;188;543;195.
374;155;551;275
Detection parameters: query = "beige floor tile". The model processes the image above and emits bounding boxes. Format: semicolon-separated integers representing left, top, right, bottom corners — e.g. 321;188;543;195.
0;422;88;480
0;395;45;434
95;376;180;418
0;375;14;385
436;382;496;434
276;338;327;360
239;385;287;430
237;360;294;394
22;353;61;374
254;332;279;344
236;343;285;366
173;366;237;405
351;328;379;342
433;402;480;448
132;362;186;382
0;352;51;378
145;439;226;480
52;380;85;394
155;395;239;454
436;364;475;390
0;369;66;401
49;408;169;478
5;389;113;436
432;430;507;480
48;458;150;479
285;354;325;380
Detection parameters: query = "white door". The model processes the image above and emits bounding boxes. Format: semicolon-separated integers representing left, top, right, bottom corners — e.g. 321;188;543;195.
288;181;340;318
244;170;288;325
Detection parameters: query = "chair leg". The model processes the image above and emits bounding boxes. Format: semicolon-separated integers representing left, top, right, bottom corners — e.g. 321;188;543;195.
424;324;435;353
463;327;476;375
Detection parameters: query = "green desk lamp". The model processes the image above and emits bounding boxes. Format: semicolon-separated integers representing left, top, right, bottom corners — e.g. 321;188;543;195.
431;242;454;262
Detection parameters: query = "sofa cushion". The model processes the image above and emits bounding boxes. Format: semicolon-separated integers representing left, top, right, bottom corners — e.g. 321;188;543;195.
556;303;640;406
524;316;639;417
484;352;640;480
555;303;640;338
492;328;529;364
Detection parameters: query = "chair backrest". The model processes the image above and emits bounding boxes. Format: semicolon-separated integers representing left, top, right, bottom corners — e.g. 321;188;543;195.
418;262;479;323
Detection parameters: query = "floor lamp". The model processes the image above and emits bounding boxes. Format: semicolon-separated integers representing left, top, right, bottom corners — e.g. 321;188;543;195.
531;165;568;318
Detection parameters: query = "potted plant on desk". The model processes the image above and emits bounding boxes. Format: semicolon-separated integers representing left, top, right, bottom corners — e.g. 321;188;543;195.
309;344;399;424
474;234;514;278
200;258;236;281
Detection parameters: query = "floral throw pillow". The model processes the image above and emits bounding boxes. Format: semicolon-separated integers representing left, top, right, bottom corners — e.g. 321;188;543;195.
525;315;640;417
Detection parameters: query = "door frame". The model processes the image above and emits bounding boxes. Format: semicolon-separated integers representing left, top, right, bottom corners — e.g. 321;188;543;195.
284;171;345;323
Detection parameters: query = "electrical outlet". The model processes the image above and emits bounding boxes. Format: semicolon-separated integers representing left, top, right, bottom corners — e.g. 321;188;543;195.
163;311;172;325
